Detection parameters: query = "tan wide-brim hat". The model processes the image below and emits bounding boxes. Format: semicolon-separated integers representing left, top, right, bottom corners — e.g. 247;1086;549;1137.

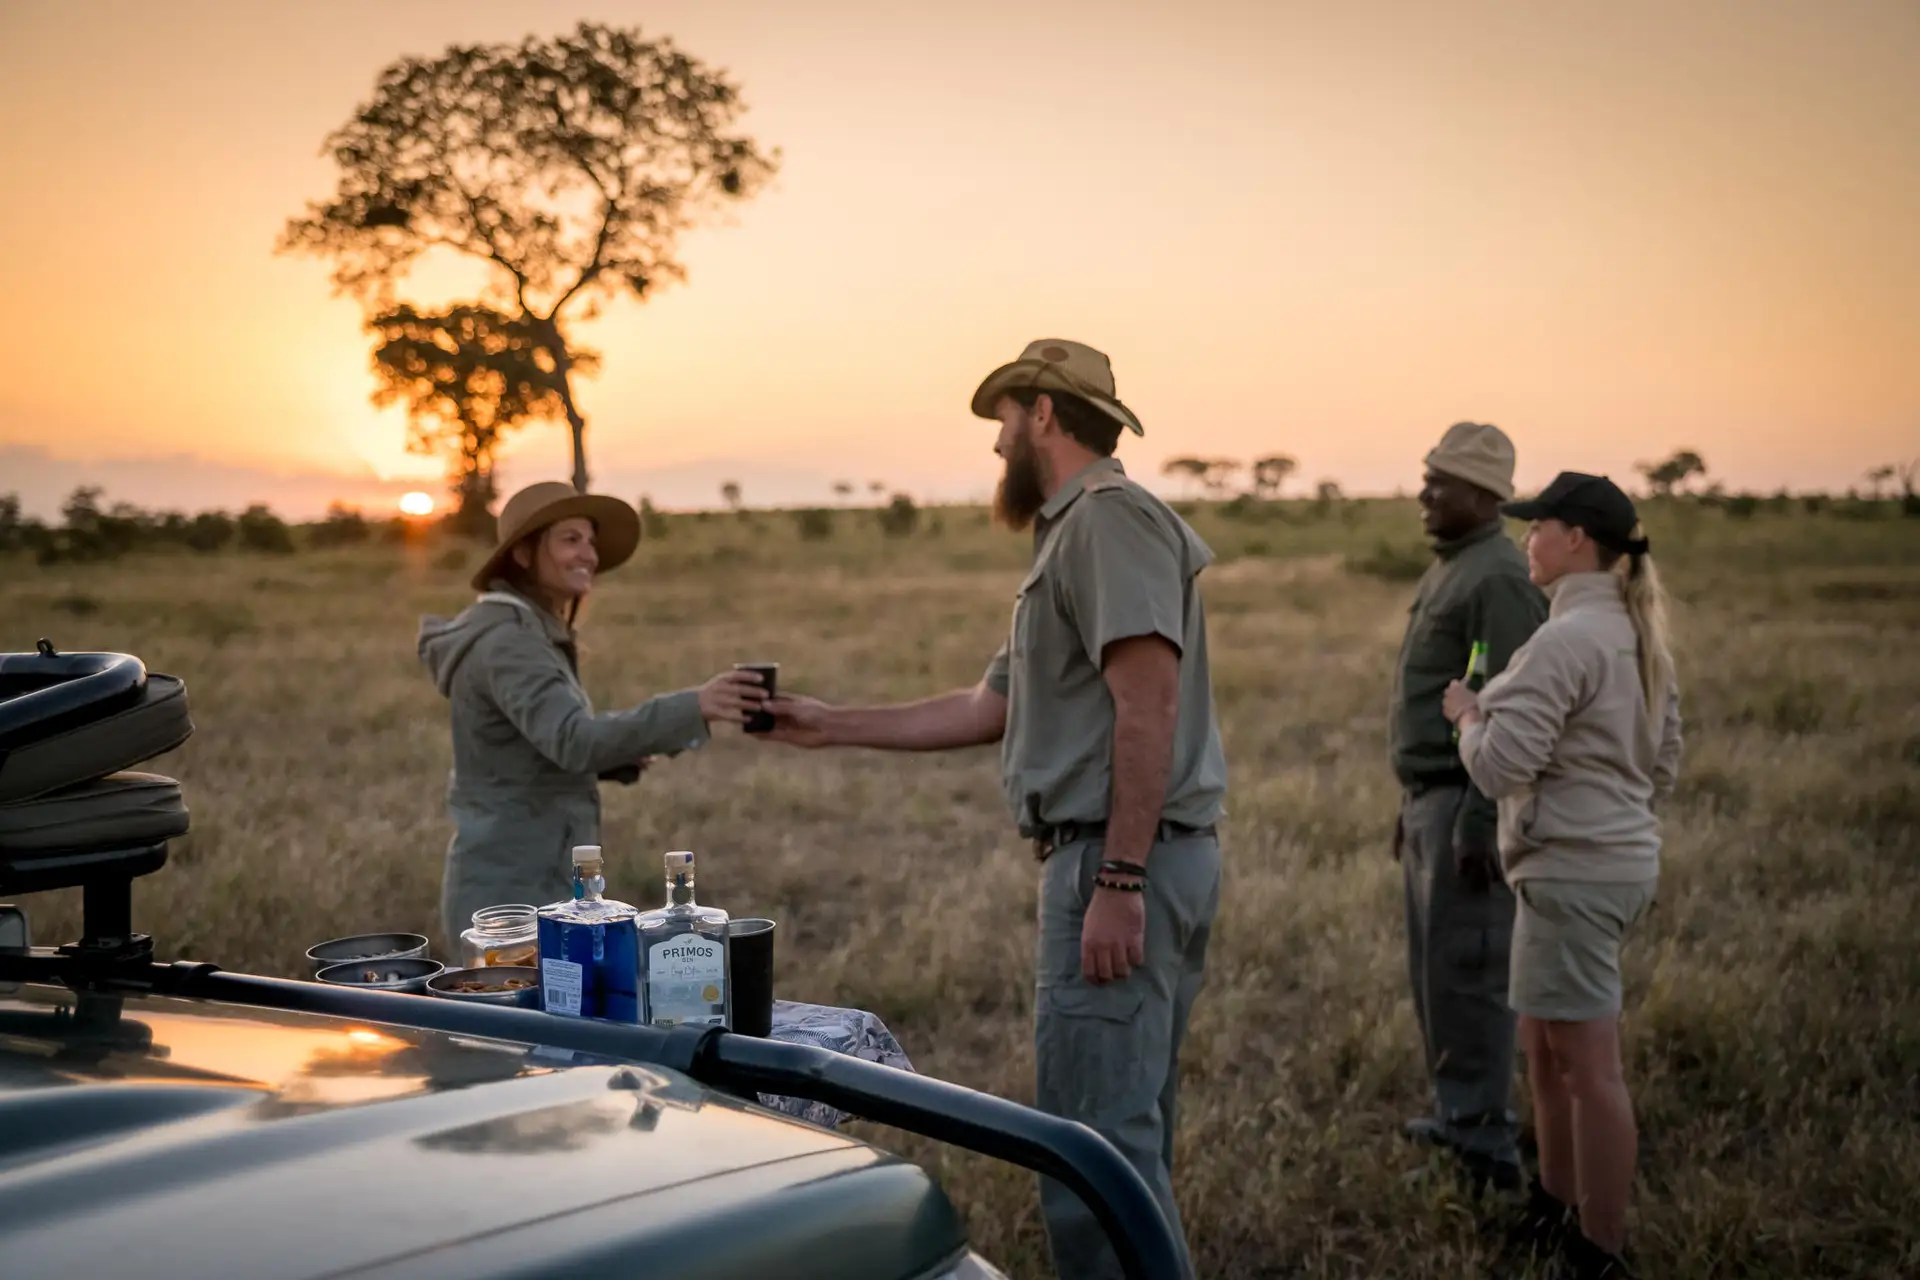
469;481;642;592
969;338;1145;436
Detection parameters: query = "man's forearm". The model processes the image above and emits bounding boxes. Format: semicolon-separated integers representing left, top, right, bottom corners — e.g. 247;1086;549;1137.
823;685;1005;751
1106;694;1177;867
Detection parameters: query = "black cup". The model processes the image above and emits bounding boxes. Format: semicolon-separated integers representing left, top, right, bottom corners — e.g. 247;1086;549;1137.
736;662;778;734
728;917;776;1037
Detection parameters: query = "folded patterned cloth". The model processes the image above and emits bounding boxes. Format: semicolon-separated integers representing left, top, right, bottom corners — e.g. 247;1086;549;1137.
757;999;916;1129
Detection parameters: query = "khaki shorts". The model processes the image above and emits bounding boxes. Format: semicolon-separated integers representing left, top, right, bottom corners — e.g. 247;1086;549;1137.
1510;877;1658;1022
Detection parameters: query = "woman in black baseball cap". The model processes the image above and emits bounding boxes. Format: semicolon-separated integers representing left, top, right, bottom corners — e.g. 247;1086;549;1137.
1439;470;1682;1278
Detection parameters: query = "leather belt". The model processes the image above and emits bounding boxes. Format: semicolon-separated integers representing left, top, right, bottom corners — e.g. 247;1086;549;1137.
1029;819;1218;862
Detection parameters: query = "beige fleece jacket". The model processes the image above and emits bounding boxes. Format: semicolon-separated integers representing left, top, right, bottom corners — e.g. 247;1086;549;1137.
1458;572;1682;883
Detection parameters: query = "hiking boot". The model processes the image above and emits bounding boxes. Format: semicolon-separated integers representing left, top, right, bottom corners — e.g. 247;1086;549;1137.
1400;1146;1523;1199
1457;1149;1524;1196
1557;1229;1638;1279
1507;1177;1576;1260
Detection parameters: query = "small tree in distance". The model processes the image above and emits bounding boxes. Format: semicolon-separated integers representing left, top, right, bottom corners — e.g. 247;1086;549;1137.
1250;454;1297;499
1160;457;1210;499
1637;450;1708;498
720;480;743;511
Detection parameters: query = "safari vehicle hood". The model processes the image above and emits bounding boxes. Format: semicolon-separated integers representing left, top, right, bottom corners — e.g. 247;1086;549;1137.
0;985;971;1280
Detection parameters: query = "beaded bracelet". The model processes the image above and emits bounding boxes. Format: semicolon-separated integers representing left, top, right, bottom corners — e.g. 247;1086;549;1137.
1099;859;1149;878
1093;875;1146;893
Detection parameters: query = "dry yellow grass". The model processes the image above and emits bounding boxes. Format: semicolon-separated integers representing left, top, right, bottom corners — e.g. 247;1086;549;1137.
5;499;1917;1278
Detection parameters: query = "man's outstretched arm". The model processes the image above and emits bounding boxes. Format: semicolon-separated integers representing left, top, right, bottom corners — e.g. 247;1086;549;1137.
763;681;1007;751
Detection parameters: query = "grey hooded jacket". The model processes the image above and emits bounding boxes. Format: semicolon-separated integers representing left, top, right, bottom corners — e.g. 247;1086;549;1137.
418;583;710;942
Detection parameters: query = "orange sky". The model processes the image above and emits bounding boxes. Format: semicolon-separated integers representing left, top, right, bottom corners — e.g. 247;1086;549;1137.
1;0;1916;516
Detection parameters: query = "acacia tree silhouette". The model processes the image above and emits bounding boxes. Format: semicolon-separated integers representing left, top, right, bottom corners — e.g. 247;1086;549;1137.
368;305;597;533
279;21;779;493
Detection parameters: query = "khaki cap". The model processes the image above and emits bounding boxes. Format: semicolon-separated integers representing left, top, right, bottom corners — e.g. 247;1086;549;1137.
969;339;1144;436
1424;421;1517;501
469;481;642;592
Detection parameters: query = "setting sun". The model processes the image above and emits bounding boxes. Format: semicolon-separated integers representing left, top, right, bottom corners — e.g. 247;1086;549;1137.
398;491;435;517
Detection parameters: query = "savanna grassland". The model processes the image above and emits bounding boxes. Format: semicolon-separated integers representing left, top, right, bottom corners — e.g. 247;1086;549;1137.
4;495;1917;1278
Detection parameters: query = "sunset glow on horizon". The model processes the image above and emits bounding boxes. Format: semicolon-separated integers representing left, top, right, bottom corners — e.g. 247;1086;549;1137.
398;492;436;518
1;0;1916;519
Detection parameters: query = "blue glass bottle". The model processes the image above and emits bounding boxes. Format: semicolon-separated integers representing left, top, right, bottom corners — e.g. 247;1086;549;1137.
536;845;639;1022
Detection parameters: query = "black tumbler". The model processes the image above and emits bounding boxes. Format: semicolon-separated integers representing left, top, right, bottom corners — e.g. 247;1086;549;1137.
728;918;776;1037
736;662;778;734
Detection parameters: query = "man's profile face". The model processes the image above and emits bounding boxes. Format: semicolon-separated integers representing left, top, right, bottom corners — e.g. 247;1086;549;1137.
992;395;1050;531
1418;468;1488;540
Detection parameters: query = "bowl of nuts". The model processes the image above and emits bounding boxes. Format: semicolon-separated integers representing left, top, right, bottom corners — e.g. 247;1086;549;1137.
424;965;541;1007
304;932;430;977
313;956;445;994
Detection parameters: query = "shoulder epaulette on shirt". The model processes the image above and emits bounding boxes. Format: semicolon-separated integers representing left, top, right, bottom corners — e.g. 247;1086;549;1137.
1083;473;1126;494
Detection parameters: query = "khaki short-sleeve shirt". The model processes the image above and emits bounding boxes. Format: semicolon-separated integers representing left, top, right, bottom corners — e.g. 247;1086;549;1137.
983;458;1227;834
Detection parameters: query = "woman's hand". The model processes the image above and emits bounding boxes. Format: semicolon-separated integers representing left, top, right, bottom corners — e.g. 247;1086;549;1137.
755;693;837;748
697;668;771;725
1442;679;1482;727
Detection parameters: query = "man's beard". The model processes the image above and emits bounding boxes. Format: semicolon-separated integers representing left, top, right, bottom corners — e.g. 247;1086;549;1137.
992;426;1049;531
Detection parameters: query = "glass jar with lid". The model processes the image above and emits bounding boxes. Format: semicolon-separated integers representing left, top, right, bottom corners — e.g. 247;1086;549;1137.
461;904;538;968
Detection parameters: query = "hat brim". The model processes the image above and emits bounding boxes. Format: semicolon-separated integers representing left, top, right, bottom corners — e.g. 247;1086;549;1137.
1498;499;1552;521
468;494;642;592
970;361;1144;436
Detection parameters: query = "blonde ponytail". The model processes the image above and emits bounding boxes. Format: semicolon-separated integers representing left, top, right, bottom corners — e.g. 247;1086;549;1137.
1611;525;1674;721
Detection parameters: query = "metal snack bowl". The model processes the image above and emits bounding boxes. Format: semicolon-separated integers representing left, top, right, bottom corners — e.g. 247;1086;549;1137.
314;956;444;994
426;965;542;1007
305;932;431;977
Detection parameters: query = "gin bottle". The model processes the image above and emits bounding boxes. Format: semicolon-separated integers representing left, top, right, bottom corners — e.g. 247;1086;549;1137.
536;845;640;1022
636;850;732;1028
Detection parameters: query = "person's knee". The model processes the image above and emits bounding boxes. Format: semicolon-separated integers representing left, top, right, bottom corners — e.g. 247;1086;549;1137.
1541;1020;1624;1092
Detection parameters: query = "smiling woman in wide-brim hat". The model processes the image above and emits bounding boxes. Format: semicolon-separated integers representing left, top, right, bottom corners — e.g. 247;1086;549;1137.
468;480;643;594
416;480;768;946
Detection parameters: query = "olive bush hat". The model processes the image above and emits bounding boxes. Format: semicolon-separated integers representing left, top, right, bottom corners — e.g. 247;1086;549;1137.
969;339;1145;436
469;481;642;591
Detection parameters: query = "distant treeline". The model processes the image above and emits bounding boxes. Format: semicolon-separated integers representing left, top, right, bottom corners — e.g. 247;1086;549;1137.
1;479;1914;566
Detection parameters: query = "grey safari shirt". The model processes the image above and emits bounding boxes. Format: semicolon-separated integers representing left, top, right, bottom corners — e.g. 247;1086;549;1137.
983;457;1228;835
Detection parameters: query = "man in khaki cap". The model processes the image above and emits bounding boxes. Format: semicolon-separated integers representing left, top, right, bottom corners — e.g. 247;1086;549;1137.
762;339;1226;1280
1388;421;1548;1194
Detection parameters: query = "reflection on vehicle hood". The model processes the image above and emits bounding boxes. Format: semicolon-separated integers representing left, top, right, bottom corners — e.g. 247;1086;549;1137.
0;986;968;1280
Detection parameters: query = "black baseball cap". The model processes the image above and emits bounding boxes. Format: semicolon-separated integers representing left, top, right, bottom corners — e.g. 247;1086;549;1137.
1501;471;1649;555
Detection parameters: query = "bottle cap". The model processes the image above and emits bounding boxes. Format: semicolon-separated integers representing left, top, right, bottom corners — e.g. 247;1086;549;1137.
664;850;694;869
571;845;603;865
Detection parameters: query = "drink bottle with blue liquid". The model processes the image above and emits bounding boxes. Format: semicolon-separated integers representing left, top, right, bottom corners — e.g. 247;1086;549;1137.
536;844;639;1022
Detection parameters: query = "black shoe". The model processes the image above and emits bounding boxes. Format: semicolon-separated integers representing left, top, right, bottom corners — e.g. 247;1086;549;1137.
1558;1229;1637;1279
1457;1149;1524;1196
1507;1177;1575;1260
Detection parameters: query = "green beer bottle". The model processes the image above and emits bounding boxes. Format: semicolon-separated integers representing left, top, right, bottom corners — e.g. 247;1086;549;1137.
1452;640;1489;744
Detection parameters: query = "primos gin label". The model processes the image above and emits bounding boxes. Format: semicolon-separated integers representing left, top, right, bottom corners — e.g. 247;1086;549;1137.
645;933;727;1026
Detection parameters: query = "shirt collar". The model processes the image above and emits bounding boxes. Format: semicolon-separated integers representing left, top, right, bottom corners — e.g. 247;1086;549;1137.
1547;571;1620;616
1433;519;1504;560
1037;456;1126;528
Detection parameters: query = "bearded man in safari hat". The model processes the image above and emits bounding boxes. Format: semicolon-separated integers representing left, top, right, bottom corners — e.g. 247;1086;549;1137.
1388;422;1548;1195
761;339;1227;1279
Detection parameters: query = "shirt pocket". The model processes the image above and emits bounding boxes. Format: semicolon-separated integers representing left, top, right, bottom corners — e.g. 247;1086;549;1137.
1011;560;1050;667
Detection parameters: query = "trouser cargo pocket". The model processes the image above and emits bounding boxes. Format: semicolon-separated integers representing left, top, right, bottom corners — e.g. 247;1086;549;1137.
1035;980;1157;1127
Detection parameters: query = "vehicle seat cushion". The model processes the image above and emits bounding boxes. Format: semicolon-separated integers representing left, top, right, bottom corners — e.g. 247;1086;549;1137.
0;772;189;853
0;674;192;804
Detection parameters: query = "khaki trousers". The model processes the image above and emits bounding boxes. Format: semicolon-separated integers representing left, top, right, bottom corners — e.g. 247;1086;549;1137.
1034;832;1221;1280
1400;784;1520;1164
